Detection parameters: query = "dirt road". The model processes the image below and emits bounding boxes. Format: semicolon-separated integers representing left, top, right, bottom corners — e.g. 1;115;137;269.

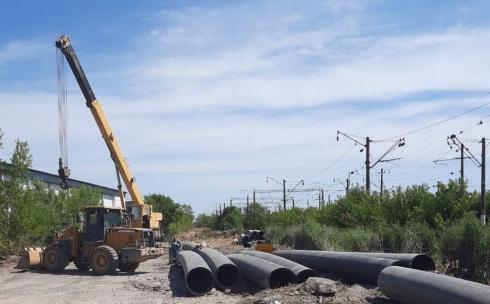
0;229;394;304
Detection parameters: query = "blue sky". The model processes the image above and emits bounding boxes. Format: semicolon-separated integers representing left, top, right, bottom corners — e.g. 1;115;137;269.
1;1;490;214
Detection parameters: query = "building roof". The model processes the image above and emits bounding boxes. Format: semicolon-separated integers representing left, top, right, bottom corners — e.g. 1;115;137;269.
1;163;121;196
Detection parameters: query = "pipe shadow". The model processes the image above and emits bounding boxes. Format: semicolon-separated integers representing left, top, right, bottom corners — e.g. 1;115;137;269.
168;264;193;297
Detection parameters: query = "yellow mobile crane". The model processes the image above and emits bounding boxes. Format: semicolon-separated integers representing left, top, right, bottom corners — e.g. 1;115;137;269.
55;35;163;234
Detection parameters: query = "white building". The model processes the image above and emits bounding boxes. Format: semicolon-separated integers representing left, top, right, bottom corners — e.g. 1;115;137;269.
0;164;123;208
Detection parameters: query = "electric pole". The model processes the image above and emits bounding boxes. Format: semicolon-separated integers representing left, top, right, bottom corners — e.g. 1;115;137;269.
283;179;286;211
366;136;370;193
461;144;465;188
481;137;486;224
321;189;325;207
448;135;486;224
337;131;404;195
380;168;384;194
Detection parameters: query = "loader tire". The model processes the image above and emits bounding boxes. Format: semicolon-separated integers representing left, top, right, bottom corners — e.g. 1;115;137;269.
42;244;68;273
118;262;139;273
90;245;118;275
74;258;90;271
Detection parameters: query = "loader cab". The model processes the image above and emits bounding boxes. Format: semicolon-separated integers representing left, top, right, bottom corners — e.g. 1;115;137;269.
79;207;124;242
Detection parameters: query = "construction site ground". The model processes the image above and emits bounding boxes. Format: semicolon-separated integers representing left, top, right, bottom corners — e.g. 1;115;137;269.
0;229;395;304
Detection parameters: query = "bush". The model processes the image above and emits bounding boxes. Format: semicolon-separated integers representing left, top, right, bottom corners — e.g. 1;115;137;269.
439;215;490;283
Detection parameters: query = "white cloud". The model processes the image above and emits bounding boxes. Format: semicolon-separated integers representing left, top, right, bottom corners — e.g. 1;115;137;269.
0;39;48;65
1;2;490;213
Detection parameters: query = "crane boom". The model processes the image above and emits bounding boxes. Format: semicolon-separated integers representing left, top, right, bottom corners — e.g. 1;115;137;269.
55;35;144;206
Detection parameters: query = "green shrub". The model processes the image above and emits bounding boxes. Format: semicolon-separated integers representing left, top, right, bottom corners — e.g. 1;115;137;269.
439;215;490;283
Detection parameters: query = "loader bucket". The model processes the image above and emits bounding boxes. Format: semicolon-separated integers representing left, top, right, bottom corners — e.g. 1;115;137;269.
16;247;44;269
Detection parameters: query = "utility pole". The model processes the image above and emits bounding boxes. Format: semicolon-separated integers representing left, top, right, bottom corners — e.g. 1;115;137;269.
380;168;384;194
219;204;222;215
321;189;325;207
292;198;295;208
448;134;486;224
337;131;404;195
346;178;350;193
461;143;465;189
481;138;486;224
318;191;321;209
282;179;286;211
253;190;256;204
246;194;249;212
328;194;331;204
366;136;371;194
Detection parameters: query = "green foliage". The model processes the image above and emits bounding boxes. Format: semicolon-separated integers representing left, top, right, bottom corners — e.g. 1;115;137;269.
215;206;243;231
194;213;217;228
439;215;490;283
145;193;193;237
243;203;269;229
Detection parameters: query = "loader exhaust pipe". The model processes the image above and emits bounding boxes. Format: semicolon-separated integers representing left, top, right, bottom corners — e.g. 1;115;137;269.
228;253;295;289
176;251;214;296
241;250;315;283
378;266;490;304
196;247;240;289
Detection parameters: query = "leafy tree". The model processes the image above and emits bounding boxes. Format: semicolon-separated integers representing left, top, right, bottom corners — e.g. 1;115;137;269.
243;202;269;229
145;193;193;236
215;206;242;230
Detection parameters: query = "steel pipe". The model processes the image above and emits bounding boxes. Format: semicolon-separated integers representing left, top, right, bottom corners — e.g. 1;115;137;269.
181;241;199;251
241;250;316;283
378;266;490;304
347;252;435;270
274;250;400;285
228;253;295;289
196;247;240;289
176;251;214;296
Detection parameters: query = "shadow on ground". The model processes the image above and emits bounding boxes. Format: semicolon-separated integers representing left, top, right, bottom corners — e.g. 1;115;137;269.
12;269;148;277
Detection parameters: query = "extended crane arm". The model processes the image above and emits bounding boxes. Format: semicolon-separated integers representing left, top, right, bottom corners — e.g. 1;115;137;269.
55;35;144;206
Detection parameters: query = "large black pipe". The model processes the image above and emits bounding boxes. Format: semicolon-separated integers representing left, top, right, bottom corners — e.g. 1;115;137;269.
274;250;400;285
347;252;435;270
176;251;214;296
181;241;198;251
196;247;240;289
379;266;490;304
228;253;295;289
241;250;316;283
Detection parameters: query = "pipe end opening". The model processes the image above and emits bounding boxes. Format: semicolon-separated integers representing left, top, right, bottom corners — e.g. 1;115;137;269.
187;267;214;295
269;268;295;288
412;255;436;271
216;264;240;288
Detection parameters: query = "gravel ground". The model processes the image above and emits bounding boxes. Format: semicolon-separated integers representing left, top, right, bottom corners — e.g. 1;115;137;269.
0;229;397;304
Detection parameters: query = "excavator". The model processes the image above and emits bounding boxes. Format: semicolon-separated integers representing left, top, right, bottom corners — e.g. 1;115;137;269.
17;35;165;274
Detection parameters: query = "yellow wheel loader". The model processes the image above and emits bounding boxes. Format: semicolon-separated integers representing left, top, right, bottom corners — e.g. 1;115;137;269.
19;206;164;274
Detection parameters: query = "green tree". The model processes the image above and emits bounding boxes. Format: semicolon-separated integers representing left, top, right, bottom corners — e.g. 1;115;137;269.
243;203;268;229
145;193;193;236
215;206;242;230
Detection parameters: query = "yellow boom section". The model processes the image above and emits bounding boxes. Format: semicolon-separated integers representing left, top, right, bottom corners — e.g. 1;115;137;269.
89;100;144;205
